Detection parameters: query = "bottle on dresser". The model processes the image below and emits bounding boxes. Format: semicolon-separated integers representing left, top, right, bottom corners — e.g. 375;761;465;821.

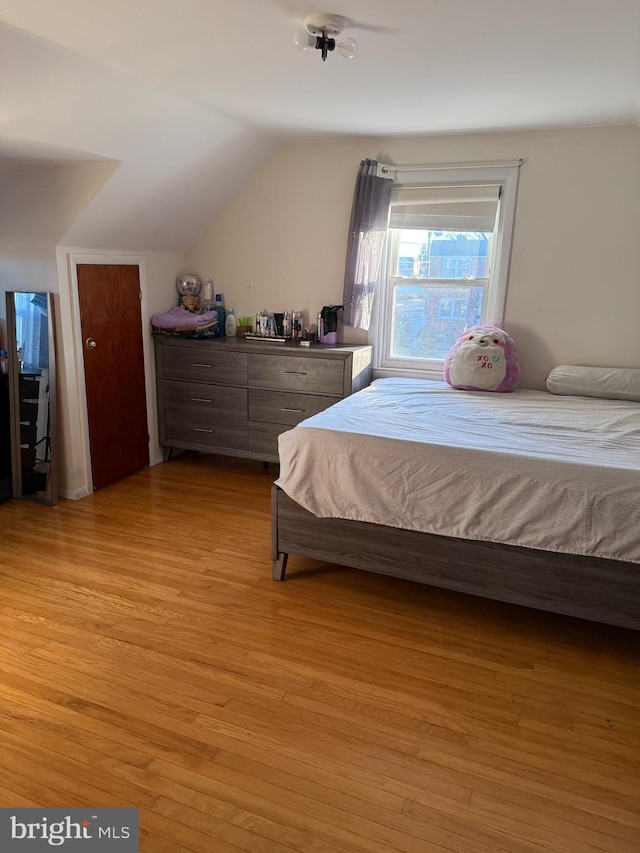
225;308;237;337
201;278;215;314
291;311;303;341
215;294;226;336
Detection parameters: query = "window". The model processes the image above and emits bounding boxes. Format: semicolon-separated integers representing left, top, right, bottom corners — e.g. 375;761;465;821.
372;163;520;379
438;297;470;320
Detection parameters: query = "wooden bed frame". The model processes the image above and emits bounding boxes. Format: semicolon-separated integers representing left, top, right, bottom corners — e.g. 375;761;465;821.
271;485;640;630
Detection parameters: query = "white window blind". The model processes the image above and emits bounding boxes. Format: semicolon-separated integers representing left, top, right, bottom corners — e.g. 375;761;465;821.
389;184;500;232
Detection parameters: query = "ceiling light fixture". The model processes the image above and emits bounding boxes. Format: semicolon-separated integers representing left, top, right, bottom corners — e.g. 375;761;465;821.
294;13;357;62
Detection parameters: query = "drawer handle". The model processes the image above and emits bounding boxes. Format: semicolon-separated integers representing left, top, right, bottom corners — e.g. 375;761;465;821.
191;362;214;368
281;407;305;413
191;397;213;403
283;370;307;376
193;428;214;433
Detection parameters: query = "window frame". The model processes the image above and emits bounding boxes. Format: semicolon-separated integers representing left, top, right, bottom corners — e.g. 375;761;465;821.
370;162;520;381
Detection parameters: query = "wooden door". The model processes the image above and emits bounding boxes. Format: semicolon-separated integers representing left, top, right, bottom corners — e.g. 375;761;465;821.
77;264;149;490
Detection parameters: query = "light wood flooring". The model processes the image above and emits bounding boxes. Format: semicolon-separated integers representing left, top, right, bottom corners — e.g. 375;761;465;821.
0;452;639;852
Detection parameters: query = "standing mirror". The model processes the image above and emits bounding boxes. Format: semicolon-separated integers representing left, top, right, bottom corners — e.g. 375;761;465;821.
5;292;58;506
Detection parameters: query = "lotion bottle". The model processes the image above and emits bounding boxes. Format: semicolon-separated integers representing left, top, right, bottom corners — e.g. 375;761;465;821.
225;308;237;337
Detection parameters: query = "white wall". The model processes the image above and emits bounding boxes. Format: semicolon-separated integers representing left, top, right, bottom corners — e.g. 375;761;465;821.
0;159;117;342
186;125;640;389
0;160;118;287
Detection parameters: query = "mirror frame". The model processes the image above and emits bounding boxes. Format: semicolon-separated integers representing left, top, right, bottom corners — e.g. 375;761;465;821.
5;291;58;506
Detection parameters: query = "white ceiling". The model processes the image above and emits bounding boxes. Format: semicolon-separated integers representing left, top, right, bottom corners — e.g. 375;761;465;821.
1;0;639;251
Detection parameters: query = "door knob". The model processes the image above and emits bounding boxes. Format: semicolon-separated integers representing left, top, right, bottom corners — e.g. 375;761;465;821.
85;337;97;349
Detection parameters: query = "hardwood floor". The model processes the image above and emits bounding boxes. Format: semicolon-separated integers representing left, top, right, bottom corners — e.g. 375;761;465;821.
0;452;638;852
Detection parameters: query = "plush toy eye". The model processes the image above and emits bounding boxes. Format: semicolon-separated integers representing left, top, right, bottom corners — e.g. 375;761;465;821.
468;335;474;340
493;338;499;344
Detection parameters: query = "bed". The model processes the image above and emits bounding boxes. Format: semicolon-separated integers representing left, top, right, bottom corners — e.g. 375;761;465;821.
271;378;640;630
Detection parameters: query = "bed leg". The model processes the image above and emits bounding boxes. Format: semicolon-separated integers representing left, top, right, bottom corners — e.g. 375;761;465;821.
271;483;288;580
273;553;288;581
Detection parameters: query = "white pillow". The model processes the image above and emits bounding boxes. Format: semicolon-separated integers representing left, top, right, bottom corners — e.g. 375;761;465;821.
546;365;640;401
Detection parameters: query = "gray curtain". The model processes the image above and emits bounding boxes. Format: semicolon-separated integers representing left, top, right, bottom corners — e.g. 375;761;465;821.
342;159;393;330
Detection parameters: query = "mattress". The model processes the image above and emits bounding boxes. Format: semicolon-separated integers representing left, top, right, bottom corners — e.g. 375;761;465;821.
276;378;640;564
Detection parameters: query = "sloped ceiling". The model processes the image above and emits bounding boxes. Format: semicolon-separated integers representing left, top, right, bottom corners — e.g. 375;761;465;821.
0;0;639;252
0;20;278;252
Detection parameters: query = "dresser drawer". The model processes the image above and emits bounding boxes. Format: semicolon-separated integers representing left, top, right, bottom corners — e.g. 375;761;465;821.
162;346;247;385
163;381;247;420
165;412;248;450
249;422;293;458
249;389;339;426
247;354;344;394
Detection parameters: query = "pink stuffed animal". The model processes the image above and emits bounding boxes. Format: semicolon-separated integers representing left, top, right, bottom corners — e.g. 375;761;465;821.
444;325;520;392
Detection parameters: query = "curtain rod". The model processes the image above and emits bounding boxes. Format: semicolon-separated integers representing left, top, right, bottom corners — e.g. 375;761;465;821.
379;159;524;175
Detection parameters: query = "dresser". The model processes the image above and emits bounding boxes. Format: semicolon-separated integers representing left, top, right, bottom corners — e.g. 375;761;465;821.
154;336;373;462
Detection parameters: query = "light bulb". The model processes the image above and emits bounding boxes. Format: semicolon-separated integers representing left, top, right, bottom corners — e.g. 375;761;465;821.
337;36;357;59
293;30;315;51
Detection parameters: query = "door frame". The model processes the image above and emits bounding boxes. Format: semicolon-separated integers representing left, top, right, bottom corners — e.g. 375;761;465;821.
65;252;155;496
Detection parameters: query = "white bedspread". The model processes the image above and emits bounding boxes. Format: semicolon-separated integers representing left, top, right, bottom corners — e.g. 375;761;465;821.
276;379;640;564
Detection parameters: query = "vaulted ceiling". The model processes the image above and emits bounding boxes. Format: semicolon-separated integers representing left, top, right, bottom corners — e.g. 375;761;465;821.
1;0;639;252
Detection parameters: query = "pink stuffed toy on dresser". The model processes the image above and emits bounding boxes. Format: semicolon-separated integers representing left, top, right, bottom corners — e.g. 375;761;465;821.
444;325;520;392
